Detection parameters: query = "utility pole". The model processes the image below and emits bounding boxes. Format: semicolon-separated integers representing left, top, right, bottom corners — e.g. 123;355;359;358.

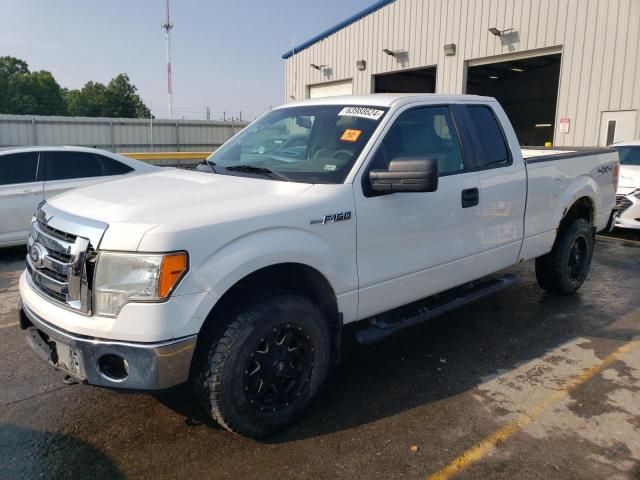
162;0;174;119
150;103;154;150
206;106;210;121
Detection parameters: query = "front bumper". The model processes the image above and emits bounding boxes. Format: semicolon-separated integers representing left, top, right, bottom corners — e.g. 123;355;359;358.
614;191;640;230
20;301;197;390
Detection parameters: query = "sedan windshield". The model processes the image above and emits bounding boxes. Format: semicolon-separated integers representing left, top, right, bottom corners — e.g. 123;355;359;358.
208;105;388;183
613;147;640;166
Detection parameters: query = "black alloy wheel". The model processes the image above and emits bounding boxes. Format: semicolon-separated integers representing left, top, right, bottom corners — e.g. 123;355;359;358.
244;324;315;412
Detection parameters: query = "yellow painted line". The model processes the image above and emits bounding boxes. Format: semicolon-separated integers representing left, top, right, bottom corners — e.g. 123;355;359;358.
0;322;19;330
427;337;640;480
596;235;640;246
122;152;212;161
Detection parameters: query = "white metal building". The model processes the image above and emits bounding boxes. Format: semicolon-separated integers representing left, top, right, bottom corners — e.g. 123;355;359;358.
283;0;640;147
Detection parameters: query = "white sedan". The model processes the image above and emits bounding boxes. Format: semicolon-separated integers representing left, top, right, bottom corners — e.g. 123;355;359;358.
611;140;640;230
0;146;157;247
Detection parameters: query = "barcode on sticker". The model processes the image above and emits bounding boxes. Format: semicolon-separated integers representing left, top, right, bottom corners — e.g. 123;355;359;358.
338;107;384;120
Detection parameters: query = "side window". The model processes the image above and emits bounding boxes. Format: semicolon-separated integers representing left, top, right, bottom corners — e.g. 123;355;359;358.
0;152;39;186
371;106;465;175
466;106;510;168
97;155;134;175
45;152;102;181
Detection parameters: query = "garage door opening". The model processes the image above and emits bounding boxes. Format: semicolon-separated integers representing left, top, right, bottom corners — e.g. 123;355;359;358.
466;53;561;146
374;67;436;94
308;80;353;99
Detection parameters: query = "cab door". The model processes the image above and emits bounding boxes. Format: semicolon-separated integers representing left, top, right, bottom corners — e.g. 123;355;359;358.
460;103;527;277
0;151;43;246
353;104;481;320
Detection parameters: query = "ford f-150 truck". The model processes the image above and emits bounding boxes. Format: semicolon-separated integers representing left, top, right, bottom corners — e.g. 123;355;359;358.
18;94;619;438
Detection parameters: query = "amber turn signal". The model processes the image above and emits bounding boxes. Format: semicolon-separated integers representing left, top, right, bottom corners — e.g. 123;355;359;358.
159;252;188;298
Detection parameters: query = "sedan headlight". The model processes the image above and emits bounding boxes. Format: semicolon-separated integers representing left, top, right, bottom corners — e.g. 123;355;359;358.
634;189;640;200
93;251;188;317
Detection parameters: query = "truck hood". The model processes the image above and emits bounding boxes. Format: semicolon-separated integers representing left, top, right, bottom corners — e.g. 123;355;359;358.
618;165;640;190
47;169;314;248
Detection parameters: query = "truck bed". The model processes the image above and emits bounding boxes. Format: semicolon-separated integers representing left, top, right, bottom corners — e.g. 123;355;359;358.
521;147;613;161
519;147;618;262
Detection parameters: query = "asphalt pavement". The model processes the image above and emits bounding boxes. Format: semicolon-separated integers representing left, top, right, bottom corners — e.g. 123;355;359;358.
1;231;639;479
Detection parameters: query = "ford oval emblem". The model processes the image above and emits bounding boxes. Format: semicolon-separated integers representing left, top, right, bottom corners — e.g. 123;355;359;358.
29;243;47;269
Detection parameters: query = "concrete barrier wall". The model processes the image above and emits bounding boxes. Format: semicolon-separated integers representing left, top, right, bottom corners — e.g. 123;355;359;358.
0;114;248;153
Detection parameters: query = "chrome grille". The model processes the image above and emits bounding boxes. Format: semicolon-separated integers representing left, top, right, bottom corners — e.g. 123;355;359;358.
615;195;633;213
25;203;105;315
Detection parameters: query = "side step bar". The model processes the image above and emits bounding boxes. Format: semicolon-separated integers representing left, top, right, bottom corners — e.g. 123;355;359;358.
354;274;518;344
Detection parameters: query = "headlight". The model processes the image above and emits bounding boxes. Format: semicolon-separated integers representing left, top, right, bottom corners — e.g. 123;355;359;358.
93;251;188;317
634;189;640;200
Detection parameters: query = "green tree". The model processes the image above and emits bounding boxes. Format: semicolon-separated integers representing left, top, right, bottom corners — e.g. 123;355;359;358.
65;81;109;117
0;56;66;115
65;74;150;118
30;70;67;115
0;56;151;118
105;74;151;118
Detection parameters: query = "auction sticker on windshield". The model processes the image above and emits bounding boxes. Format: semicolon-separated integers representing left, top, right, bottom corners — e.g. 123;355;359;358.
338;106;385;120
340;129;362;142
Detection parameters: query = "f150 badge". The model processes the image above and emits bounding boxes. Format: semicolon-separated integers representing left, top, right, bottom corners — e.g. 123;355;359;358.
310;211;352;225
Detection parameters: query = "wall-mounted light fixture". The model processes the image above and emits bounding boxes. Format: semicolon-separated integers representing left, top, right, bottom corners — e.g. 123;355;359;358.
443;43;456;56
382;48;396;57
310;63;327;71
488;27;513;37
356;60;367;71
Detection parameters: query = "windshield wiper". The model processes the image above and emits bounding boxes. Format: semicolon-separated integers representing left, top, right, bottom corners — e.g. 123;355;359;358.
224;165;290;182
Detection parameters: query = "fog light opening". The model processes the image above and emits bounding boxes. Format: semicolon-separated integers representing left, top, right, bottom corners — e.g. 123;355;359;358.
98;354;129;381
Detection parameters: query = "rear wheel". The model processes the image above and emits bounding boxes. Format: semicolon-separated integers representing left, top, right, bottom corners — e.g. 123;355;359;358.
195;293;331;438
535;218;594;295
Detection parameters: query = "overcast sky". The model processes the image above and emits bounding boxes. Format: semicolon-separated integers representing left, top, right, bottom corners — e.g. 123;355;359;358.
1;0;373;120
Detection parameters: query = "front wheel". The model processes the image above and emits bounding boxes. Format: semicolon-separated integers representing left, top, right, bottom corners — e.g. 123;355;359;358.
195;293;331;438
535;218;594;295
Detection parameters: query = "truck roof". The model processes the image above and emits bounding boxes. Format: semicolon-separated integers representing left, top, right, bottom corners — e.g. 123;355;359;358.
281;93;496;109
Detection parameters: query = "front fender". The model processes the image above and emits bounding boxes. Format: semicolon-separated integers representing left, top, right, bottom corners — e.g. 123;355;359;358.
171;226;358;337
197;226;355;297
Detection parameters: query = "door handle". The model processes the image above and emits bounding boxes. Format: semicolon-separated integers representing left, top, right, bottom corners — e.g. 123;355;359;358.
461;188;479;208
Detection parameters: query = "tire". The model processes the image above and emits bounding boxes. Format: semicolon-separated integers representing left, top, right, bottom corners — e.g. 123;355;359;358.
535;217;594;295
195;292;331;438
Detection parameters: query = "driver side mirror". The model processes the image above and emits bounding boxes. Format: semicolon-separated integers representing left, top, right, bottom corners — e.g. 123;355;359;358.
369;157;439;193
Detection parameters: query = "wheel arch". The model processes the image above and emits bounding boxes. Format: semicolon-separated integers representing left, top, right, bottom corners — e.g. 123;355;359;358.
559;195;596;232
191;262;343;376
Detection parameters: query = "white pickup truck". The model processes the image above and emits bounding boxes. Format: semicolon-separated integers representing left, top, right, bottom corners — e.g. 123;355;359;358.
19;94;618;438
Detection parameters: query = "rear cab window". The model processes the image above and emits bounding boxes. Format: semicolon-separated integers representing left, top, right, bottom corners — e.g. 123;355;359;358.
465;105;511;169
0;152;40;186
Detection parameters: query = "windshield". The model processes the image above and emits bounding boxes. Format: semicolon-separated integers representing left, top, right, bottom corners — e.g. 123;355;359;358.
209;105;388;183
613;146;640;166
